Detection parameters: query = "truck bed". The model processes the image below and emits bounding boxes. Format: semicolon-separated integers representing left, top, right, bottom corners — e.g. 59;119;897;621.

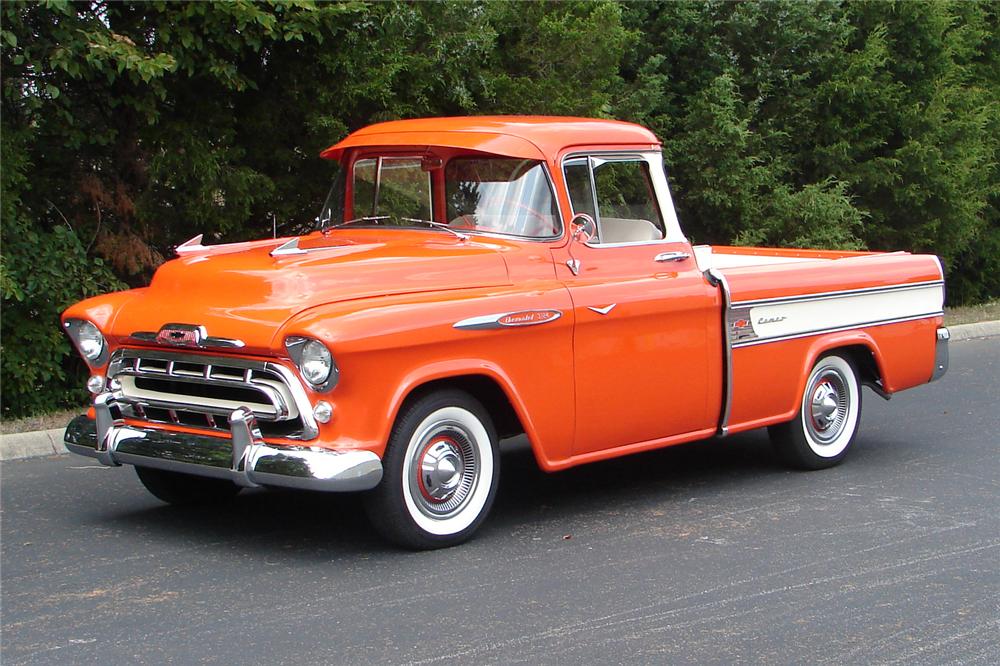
695;244;943;305
700;244;945;433
693;244;873;270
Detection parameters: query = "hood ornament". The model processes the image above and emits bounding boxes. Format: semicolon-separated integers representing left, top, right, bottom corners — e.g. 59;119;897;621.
270;237;307;256
175;234;206;255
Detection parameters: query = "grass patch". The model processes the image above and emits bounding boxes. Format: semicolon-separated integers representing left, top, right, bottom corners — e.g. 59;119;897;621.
0;407;85;435
945;299;1000;326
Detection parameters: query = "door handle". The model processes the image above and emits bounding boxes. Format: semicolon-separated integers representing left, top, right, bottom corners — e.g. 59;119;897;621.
654;251;690;263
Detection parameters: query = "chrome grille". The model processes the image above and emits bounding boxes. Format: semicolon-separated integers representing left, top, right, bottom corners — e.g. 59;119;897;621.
107;349;316;440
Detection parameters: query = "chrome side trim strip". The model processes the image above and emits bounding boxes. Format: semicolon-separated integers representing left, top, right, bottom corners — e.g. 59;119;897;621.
705;269;733;437
453;314;506;330
64;406;383;493
730;279;944;308
731;312;944;348
453;310;563;330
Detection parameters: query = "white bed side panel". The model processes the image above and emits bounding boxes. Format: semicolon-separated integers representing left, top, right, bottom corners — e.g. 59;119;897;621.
735;283;944;346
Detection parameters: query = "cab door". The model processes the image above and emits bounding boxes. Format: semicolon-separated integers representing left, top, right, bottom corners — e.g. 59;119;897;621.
557;153;720;455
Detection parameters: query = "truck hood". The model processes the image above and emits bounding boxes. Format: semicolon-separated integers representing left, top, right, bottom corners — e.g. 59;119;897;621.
109;232;510;353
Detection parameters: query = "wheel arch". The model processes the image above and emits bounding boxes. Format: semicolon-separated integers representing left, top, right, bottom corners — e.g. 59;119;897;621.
799;332;889;403
385;362;539;462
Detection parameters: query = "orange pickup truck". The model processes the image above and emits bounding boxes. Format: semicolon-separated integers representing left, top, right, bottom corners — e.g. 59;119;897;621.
62;117;949;549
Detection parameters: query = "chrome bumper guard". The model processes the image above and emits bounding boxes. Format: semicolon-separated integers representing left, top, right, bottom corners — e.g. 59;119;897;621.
931;326;949;382
64;394;382;492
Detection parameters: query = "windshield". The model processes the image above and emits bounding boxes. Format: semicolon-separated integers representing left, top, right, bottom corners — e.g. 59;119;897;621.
355;157;432;220
317;165;347;229
445;158;560;238
316;155;561;239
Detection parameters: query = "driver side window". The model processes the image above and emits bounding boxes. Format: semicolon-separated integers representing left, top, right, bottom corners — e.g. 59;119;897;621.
564;156;665;244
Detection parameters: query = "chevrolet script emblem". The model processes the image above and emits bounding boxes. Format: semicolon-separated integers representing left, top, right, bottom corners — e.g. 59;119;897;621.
156;324;205;347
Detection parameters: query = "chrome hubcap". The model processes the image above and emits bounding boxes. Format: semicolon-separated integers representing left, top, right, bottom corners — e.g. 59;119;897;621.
419;439;464;501
807;372;849;443
408;424;479;519
811;382;839;430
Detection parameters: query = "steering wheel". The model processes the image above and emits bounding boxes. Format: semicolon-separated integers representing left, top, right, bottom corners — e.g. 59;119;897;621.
452;201;555;236
511;201;558;237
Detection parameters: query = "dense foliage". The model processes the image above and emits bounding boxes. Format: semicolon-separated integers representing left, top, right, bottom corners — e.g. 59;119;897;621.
2;0;998;417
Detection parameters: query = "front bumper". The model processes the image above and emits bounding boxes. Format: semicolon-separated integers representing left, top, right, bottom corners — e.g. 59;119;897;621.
64;394;382;492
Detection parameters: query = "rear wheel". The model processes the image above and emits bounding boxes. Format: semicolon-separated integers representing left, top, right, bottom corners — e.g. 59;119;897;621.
769;353;861;470
134;466;242;505
364;389;499;550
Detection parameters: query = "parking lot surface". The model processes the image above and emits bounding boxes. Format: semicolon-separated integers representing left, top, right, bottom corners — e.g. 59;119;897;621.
2;338;998;664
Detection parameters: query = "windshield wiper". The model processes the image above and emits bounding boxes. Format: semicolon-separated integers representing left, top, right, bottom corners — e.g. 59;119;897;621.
400;217;469;241
323;215;391;232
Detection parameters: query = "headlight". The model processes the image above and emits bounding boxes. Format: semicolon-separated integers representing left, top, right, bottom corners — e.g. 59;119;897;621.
77;321;105;360
300;340;332;385
64;319;108;365
285;336;339;391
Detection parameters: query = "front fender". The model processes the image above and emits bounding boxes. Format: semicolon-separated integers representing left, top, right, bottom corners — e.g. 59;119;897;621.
276;284;575;463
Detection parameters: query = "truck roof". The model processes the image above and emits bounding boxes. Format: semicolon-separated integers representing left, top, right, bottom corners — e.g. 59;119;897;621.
320;116;661;162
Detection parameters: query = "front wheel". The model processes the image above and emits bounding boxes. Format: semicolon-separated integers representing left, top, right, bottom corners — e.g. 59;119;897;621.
364;390;499;550
769;353;862;470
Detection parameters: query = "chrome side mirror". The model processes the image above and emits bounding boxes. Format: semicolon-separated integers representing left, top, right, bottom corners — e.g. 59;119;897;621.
570;213;597;244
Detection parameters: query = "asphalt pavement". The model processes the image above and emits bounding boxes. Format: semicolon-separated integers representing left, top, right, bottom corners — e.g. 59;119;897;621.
2;338;998;665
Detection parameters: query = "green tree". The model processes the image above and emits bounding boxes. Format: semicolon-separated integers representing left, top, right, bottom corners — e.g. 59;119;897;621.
483;0;632;116
617;0;997;301
0;0;516;416
1;0;997;417
617;1;865;248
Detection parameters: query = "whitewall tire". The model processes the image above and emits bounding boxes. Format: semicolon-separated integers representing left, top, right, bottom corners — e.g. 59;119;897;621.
364;389;499;549
769;353;862;470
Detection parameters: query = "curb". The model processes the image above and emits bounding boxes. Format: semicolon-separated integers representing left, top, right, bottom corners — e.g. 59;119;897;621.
1;320;998;463
0;427;69;462
947;319;1000;342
